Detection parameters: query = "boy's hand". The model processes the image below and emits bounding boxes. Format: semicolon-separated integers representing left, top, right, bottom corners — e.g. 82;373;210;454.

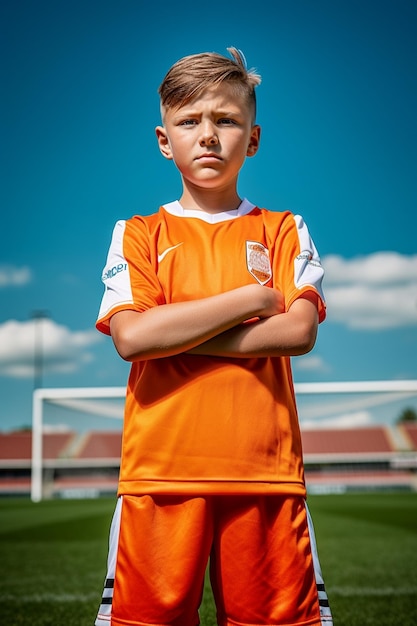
188;292;319;358
251;284;285;318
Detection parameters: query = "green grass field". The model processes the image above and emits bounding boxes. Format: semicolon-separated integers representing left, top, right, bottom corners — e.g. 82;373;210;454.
1;493;416;625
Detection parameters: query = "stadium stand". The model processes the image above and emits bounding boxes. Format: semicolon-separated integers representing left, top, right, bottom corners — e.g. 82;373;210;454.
76;431;122;460
400;422;417;449
301;425;417;493
0;425;416;497
0;430;75;461
301;426;394;456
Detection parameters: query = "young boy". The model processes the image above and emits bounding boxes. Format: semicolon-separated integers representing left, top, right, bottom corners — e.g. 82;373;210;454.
95;48;332;626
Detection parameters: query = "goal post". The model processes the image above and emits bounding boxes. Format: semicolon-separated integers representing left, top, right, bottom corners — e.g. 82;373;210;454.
31;386;126;502
31;381;417;502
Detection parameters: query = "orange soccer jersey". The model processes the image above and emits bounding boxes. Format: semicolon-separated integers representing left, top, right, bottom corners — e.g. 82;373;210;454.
96;199;326;497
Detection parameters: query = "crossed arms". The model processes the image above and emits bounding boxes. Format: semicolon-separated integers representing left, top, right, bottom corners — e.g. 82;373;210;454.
109;283;319;362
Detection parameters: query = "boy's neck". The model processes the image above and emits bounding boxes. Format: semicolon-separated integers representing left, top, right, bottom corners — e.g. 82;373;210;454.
179;185;242;215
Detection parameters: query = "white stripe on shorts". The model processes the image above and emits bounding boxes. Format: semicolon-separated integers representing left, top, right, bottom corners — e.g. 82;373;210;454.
306;501;333;625
95;496;123;626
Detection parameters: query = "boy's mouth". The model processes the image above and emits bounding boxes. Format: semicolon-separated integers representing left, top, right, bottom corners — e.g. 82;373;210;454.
196;153;222;160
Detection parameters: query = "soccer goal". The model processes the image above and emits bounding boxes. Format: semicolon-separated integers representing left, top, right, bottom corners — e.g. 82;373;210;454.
31;381;417;502
31;386;126;502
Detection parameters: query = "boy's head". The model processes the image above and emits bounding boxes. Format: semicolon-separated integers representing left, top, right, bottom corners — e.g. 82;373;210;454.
158;47;261;124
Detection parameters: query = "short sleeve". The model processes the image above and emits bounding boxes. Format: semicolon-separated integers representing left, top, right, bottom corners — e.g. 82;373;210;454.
272;214;326;323
96;218;164;335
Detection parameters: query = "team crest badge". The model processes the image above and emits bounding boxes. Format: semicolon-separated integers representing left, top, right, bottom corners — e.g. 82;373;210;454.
246;241;272;285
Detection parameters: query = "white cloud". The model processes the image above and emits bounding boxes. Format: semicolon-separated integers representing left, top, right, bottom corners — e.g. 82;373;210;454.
324;252;417;285
322;252;417;329
0;318;102;378
294;354;329;372
0;265;32;287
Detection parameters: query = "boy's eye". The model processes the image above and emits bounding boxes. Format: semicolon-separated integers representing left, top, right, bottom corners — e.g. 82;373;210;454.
177;117;237;126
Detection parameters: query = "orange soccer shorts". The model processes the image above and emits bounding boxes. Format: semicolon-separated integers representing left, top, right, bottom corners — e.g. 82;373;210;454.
95;494;332;626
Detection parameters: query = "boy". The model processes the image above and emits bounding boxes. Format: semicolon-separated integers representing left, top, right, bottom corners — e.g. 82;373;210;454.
95;48;332;626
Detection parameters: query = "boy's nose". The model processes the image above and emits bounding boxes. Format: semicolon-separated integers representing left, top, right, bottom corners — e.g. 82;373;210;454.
200;124;218;146
201;135;218;146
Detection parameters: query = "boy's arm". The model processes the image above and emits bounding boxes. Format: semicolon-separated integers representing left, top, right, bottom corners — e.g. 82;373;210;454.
188;292;320;358
109;283;284;361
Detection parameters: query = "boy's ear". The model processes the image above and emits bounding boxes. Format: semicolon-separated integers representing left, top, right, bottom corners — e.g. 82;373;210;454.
247;125;261;157
155;126;173;160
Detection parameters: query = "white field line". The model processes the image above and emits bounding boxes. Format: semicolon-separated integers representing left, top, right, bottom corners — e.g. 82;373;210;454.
328;586;417;597
2;592;99;602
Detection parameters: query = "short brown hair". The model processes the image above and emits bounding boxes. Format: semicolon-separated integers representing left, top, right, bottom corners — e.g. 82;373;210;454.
158;47;261;121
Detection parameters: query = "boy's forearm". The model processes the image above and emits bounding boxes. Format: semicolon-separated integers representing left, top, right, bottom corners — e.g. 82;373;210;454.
109;284;284;361
187;296;319;358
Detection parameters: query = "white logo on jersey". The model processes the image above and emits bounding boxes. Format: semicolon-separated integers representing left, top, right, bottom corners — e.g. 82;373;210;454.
157;243;183;263
246;241;272;285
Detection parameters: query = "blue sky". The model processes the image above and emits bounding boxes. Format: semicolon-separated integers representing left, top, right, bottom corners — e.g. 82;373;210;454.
1;0;416;432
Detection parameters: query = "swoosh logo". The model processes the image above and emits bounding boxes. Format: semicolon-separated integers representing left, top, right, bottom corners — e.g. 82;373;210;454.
157;242;183;263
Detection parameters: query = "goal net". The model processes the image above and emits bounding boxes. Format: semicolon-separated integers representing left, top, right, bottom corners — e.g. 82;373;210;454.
31;381;417;501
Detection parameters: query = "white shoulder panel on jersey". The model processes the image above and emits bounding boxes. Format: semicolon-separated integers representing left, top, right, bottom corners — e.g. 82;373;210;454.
293;214;325;303
97;220;134;320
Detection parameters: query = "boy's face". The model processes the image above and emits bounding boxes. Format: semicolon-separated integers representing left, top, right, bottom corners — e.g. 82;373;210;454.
156;83;260;195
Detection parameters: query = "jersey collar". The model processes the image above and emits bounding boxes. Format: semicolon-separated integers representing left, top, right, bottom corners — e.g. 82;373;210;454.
162;199;256;223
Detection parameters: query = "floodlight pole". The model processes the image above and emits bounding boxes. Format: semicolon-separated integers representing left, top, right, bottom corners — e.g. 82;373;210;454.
32;310;49;391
